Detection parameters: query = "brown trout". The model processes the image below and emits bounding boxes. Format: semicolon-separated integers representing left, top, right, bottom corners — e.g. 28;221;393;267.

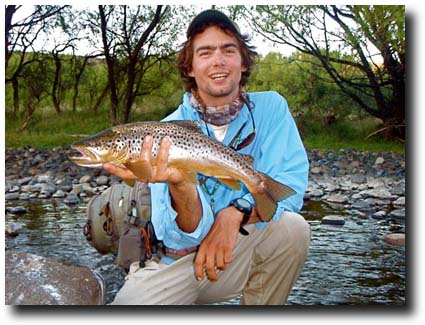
70;121;295;221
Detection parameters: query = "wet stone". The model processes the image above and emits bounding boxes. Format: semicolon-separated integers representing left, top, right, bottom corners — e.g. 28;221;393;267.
374;157;385;165
352;200;371;211
95;176;109;186
372;210;387;220
389;208;405;220
383;233;405;246
21;184;42;193
6;206;28;215
5;193;20;201
5;251;105;305
19;193;31;200
18;176;33;185
79;175;92;184
64;193;80;205
351;174;367;184
321;215;345;226
5;223;24;236
52;190;66;198
325;194;349;204
392;197;405;207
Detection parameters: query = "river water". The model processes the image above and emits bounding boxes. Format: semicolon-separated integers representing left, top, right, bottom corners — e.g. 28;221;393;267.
5;198;405;305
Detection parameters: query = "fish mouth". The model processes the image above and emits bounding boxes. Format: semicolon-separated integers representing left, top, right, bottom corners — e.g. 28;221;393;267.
69;145;103;168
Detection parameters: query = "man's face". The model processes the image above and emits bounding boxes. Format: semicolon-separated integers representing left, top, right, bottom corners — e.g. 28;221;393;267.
188;26;247;106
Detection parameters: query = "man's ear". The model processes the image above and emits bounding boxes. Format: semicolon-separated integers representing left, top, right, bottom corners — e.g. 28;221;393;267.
241;65;247;72
188;69;194;77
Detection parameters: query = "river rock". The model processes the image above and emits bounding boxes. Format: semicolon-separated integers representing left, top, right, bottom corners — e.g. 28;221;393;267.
18;176;33;185
389;208;405;220
8;185;21;193
325;194;349;204
21;184;42;193
352;200;371;211
351;174;367;184
372;210;387;220
5;193;20;201
383;233;405;246
6;206;28;215
19;193;31;200
374;157;385;165
95;175;109;186
321;215;345;226
360;188;393;200
79;175;92;184
35;174;54;183
392;196;405;207
5;251;105;305
40;183;57;194
64;193;80;205
52;190;66;198
5;223;24;236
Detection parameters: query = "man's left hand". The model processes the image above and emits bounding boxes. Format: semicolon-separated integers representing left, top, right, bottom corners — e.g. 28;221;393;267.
194;206;243;282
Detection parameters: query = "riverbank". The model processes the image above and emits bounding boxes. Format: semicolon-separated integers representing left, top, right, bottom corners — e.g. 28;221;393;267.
5;146;405;199
4;146;406;304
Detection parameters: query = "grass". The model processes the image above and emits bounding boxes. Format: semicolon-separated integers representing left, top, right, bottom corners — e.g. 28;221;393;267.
300;117;405;153
5;107;171;148
5;109;405;153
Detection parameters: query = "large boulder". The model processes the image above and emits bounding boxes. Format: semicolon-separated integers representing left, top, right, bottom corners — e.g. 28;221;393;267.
5;251;105;305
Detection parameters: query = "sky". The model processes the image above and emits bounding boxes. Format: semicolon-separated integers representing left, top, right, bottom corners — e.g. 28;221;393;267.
9;4;296;57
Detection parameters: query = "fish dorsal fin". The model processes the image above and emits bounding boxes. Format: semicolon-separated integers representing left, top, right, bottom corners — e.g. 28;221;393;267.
169;120;202;132
240;154;254;165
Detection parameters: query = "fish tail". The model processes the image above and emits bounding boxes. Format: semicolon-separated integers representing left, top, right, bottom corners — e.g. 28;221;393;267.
253;173;296;221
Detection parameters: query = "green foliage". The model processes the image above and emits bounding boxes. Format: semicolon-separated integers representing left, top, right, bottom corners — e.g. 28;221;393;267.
248;51;361;131
5;5;404;151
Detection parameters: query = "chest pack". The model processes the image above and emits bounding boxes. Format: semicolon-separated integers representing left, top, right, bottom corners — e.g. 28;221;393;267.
84;182;164;270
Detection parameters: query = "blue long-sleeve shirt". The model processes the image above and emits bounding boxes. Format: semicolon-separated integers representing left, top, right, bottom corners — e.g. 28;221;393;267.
150;91;309;252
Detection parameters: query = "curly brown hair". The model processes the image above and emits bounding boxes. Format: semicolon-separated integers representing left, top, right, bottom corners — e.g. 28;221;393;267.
177;22;258;93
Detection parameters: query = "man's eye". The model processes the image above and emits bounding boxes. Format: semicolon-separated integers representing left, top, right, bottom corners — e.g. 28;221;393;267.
225;48;237;55
199;51;211;57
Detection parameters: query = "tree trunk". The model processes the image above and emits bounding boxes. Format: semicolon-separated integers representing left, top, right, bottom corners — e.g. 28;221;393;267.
12;77;20;117
52;54;62;114
99;6;119;125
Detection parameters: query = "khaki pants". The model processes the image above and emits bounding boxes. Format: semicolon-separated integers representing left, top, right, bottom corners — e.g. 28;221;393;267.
111;211;310;305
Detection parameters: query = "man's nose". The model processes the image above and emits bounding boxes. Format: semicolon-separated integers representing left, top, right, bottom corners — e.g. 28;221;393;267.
212;52;226;66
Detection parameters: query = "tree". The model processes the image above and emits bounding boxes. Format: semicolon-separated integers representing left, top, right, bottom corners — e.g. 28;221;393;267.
246;5;405;140
5;5;67;116
96;5;187;124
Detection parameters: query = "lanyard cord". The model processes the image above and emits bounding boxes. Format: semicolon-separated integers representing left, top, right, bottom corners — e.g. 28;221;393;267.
200;99;256;213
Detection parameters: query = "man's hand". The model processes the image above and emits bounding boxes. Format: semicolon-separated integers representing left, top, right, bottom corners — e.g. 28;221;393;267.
194;206;243;282
103;135;202;233
103;135;185;185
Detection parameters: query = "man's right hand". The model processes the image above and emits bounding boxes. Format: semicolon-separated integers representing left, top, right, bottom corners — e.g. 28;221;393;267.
103;135;185;185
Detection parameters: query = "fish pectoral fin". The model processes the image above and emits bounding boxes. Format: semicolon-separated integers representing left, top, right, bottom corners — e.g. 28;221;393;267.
123;179;136;187
125;160;153;181
180;170;198;184
216;177;241;190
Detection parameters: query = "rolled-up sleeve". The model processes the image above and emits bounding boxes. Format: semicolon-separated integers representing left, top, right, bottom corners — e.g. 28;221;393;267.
149;182;214;250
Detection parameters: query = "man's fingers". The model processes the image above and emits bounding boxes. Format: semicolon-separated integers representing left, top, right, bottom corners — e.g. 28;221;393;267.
156;137;170;177
205;253;218;282
215;249;225;271
140;135;153;162
194;250;206;281
103;163;136;180
224;247;234;265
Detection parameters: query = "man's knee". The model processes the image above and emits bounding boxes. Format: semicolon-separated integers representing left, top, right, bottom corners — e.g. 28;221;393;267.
272;211;310;256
